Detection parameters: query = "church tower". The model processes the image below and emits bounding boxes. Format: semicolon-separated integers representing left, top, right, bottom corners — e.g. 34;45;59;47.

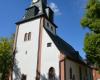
12;0;94;80
13;0;59;80
23;0;54;22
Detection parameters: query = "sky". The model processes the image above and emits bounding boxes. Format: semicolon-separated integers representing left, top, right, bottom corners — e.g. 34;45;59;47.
0;0;89;59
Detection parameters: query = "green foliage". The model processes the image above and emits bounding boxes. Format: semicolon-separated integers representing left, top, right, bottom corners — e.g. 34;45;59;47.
84;33;100;66
81;0;100;33
81;0;100;69
0;37;14;80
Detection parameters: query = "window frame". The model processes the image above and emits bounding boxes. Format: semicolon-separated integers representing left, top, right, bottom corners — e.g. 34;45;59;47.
70;67;73;79
28;32;31;40
47;42;52;47
24;33;28;41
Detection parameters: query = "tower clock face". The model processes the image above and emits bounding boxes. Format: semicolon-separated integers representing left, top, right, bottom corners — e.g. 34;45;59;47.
32;0;39;3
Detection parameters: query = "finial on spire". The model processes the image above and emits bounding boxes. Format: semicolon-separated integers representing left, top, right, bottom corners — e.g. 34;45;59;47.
32;0;39;3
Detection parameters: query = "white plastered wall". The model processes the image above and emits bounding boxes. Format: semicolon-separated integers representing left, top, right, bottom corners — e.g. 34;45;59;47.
65;59;91;80
40;27;60;79
13;18;40;80
65;59;80;80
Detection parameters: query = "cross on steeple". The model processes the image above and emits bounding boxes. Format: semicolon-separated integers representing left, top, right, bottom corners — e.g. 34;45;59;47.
32;0;47;5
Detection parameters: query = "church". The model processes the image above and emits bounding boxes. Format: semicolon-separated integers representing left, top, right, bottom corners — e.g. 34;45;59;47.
10;0;93;80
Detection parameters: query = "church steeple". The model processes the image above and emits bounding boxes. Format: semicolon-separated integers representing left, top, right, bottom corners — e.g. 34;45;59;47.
23;0;54;22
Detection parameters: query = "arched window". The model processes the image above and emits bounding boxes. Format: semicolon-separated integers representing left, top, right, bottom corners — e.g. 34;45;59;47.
70;67;72;79
79;67;82;80
21;74;26;80
51;26;53;31
24;33;28;41
28;32;31;40
48;67;56;79
72;74;75;80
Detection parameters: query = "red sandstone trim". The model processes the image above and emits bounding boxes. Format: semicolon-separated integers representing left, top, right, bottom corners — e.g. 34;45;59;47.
59;53;66;80
36;17;44;80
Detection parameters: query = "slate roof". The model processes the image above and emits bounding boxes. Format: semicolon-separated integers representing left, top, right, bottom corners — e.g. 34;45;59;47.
45;28;85;64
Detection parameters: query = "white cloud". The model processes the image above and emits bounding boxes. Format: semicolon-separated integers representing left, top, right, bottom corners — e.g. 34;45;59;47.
49;2;62;16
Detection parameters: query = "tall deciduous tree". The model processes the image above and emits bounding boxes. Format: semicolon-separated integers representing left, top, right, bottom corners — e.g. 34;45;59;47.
0;36;14;80
81;0;100;68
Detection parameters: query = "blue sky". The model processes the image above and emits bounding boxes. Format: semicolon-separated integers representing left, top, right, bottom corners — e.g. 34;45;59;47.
0;0;89;58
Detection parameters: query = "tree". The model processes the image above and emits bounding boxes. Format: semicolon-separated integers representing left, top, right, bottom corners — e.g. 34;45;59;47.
81;0;100;68
0;37;14;80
